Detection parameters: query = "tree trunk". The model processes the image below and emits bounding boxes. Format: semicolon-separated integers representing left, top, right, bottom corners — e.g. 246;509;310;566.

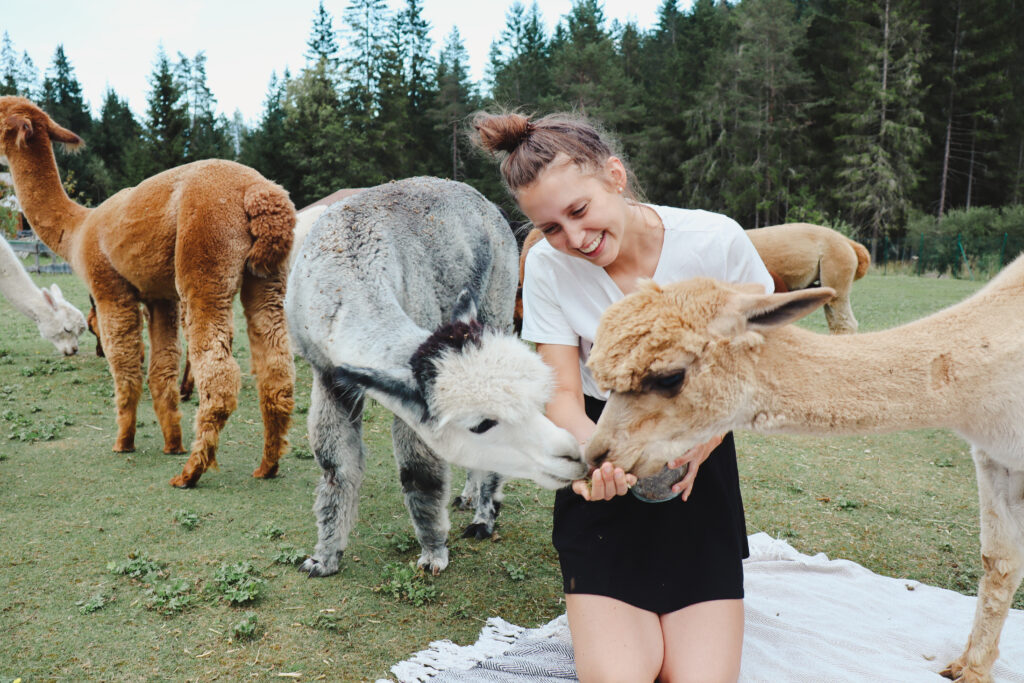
938;2;962;218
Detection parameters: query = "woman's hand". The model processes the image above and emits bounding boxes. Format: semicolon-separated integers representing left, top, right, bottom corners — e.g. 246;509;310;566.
667;434;725;501
571;461;638;501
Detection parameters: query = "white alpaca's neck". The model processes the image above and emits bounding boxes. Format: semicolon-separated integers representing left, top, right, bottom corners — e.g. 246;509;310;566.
0;238;50;324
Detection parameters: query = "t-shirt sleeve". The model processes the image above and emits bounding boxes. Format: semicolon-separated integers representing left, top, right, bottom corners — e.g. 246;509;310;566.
723;219;776;293
520;250;580;346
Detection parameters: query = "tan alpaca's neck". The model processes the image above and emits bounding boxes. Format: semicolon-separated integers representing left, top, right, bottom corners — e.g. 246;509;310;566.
8;143;89;259
749;314;994;436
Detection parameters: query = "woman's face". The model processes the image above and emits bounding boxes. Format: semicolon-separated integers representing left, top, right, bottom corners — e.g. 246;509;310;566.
516;157;629;268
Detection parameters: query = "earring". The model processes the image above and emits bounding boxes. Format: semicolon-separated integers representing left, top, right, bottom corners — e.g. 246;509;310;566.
617;186;624;193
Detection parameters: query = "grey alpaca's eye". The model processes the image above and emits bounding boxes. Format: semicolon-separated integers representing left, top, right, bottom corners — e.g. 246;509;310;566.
470;418;498;434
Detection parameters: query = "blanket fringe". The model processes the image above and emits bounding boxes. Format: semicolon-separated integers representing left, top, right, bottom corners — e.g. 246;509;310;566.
381;615;569;682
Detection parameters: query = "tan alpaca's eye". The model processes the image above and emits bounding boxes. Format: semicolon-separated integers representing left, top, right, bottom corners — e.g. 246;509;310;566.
646;371;685;395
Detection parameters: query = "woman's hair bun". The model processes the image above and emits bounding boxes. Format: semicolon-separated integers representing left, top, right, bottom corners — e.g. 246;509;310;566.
473;112;533;154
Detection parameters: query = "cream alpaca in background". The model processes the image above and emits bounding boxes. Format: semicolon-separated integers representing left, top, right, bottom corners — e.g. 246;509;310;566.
584;256;1024;683
0;236;85;355
746;222;870;334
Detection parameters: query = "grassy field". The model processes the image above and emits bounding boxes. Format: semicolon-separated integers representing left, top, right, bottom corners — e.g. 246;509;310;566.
0;268;1012;682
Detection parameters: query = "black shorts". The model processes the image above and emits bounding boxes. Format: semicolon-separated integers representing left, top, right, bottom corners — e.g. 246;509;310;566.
551;396;748;614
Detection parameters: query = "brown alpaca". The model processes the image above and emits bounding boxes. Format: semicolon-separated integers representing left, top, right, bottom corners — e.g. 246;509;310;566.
585;258;1024;683
746;222;870;334
0;97;295;488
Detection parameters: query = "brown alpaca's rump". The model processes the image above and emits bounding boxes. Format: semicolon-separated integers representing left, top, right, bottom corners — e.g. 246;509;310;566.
0;96;295;488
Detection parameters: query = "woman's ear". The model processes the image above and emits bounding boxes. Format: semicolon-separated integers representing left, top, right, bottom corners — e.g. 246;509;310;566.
604;156;627;193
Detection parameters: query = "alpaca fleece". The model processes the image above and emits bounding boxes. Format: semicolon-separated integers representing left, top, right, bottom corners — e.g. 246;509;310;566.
0;96;295;488
586;256;1024;683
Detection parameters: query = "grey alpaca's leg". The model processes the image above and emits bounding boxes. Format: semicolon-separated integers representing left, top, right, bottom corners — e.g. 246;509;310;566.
942;449;1024;683
459;470;505;540
392;418;451;575
301;372;365;578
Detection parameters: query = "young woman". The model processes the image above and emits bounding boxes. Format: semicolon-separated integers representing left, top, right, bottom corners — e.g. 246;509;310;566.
473;112;775;683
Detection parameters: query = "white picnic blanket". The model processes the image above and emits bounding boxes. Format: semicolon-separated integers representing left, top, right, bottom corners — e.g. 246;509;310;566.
383;532;1024;682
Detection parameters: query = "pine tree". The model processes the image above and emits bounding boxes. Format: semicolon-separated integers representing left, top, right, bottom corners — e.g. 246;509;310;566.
397;0;436;175
17;50;40;100
142;48;189;175
0;32;19;96
283;61;348;206
341;0;391;184
39;45;109;205
681;0;814;227
488;2;552;110
91;88;145;190
832;0;929;254
923;0;1016;215
306;0;342;69
239;70;293;189
431;28;478;182
40;45;92;133
176;51;233;161
541;0;643;131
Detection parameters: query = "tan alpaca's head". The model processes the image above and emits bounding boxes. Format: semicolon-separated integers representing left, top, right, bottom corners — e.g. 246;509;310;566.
0;96;83;163
584;278;834;477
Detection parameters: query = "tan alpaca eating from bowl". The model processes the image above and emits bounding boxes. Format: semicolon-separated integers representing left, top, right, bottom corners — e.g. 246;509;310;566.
584;257;1024;683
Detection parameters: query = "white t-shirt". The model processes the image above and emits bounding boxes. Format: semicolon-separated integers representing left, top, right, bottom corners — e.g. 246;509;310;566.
521;205;775;399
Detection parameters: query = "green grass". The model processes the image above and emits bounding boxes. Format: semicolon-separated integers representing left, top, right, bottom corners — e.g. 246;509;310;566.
0;269;1014;681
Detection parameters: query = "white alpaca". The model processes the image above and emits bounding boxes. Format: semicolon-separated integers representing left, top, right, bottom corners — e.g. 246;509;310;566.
584;256;1024;683
0;236;85;355
285;177;585;577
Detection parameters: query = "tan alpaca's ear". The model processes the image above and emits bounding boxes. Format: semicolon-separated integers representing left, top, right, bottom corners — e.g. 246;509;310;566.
46;119;83;151
5;115;34;148
734;287;836;332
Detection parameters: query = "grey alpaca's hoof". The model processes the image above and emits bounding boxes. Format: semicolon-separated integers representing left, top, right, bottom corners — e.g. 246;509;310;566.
452;495;473;510
301;554;340;578
461;522;494;540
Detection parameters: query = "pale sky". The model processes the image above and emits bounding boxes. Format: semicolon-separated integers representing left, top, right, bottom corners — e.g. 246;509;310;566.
3;0;676;125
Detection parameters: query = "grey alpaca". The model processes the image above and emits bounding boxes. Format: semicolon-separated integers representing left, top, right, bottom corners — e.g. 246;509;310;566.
285;177;585;576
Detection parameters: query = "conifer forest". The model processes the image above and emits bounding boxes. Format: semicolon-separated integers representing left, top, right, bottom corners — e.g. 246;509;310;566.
2;0;1022;261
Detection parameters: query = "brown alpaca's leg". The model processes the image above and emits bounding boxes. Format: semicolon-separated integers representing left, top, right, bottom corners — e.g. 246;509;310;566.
145;300;184;454
942;450;1024;683
96;299;145;452
170;297;241;488
240;271;295;479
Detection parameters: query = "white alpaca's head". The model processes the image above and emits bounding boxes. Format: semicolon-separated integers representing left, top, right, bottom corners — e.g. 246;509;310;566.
585;278;833;477
332;296;586;489
37;284;87;356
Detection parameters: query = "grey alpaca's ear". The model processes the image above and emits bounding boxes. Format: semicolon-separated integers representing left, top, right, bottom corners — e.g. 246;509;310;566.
451;289;478;325
331;363;429;419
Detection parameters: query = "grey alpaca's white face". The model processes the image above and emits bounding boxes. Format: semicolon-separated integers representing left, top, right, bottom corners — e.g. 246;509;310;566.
426;332;586;488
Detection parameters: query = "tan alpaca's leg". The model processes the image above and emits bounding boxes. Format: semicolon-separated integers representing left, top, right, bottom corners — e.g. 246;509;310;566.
818;246;859;334
240;270;295;479
96;299;145;452
170;297;241;488
942;450;1024;683
145;300;184;454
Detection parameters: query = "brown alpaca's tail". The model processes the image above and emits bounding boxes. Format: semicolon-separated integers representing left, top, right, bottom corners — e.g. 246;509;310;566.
848;238;871;280
244;183;295;277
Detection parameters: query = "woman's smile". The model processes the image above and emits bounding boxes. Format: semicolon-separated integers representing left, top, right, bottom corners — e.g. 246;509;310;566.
579;231;605;256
